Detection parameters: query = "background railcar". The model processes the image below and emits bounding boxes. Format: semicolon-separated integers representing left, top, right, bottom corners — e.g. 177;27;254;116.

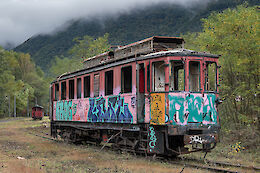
32;105;44;120
50;36;221;156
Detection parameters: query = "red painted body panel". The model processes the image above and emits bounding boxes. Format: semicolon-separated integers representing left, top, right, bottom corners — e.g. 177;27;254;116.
32;106;43;119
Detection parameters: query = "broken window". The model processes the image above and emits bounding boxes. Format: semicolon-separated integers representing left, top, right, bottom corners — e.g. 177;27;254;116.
69;79;75;99
55;83;59;100
205;62;217;91
77;78;82;98
121;66;132;93
84;76;90;98
61;81;66;100
169;61;185;91
153;61;165;92
189;61;200;92
105;70;113;95
94;74;100;97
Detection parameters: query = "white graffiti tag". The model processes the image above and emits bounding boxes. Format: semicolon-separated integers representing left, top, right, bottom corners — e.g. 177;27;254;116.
190;135;205;144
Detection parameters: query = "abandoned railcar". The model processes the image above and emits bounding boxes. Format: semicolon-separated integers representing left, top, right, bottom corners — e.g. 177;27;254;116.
50;36;221;156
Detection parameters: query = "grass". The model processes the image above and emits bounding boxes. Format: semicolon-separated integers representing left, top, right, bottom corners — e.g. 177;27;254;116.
0;117;259;173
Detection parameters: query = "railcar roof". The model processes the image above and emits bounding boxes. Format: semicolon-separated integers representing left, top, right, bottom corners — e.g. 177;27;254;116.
32;105;43;109
144;48;219;58
51;48;219;84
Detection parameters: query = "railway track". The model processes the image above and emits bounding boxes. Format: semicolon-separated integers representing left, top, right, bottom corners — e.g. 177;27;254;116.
27;129;260;173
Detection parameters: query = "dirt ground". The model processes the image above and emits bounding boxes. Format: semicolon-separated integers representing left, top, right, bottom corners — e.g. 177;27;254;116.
0;117;259;173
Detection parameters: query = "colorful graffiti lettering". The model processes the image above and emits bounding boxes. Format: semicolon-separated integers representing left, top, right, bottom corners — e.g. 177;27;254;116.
168;93;217;125
148;126;157;152
88;95;133;123
150;93;165;125
56;100;77;121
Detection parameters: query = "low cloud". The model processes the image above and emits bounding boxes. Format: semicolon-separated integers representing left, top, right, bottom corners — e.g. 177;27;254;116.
0;0;210;48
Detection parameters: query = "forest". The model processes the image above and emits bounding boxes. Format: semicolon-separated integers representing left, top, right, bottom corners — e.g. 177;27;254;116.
0;2;259;149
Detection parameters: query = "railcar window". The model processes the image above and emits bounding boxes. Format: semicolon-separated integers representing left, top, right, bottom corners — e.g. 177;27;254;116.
61;81;66;100
189;61;200;92
55;83;59;100
139;64;145;93
105;70;113;95
121;66;132;93
69;79;75;99
169;61;184;91
94;74;100;97
147;64;150;92
77;78;82;98
153;61;165;92
205;62;217;91
84;76;90;98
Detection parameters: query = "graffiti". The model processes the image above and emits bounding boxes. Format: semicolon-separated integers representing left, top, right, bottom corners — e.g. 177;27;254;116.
148;126;157;152
150;93;165;125
169;93;217;125
190;135;205;144
56;100;76;121
190;135;215;144
87;95;133;123
169;95;185;124
131;96;136;108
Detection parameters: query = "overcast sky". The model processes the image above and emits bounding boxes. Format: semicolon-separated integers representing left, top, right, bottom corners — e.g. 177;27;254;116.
0;0;210;48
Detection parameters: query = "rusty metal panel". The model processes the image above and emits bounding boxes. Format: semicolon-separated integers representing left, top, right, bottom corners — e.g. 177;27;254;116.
150;93;165;125
148;126;164;154
82;36;184;70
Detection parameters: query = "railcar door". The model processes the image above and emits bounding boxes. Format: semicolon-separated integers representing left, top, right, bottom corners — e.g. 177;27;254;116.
150;61;166;125
137;63;145;123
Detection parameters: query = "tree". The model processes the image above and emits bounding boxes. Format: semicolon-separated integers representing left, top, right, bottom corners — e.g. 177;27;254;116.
0;47;48;117
50;34;111;78
183;4;259;127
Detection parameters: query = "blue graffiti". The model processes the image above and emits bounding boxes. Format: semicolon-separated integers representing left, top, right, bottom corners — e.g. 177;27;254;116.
87;95;133;123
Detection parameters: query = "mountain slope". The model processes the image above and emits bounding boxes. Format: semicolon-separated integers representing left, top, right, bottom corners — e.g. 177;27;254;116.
14;0;258;71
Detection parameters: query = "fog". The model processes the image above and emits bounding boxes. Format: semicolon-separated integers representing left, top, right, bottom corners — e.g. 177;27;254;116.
0;0;211;48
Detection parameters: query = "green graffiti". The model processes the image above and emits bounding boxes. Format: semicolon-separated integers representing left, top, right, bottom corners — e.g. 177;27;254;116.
56;100;75;121
148;126;157;152
203;94;217;123
168;93;217;125
168;95;185;124
186;95;203;122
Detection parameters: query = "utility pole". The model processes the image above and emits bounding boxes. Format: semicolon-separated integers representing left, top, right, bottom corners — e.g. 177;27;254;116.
8;95;11;117
27;97;29;117
14;95;16;117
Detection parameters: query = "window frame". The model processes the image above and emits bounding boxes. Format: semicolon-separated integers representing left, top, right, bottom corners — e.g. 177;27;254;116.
54;83;59;101
77;78;82;99
152;61;165;92
105;70;114;96
169;60;185;92
204;61;217;93
61;81;66;100
84;75;91;98
188;61;201;93
121;65;132;94
93;73;100;97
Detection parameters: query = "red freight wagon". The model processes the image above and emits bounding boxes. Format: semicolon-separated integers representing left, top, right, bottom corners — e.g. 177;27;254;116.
32;105;44;120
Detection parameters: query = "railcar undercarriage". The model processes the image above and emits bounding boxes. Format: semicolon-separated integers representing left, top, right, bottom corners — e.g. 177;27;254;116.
51;121;218;156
